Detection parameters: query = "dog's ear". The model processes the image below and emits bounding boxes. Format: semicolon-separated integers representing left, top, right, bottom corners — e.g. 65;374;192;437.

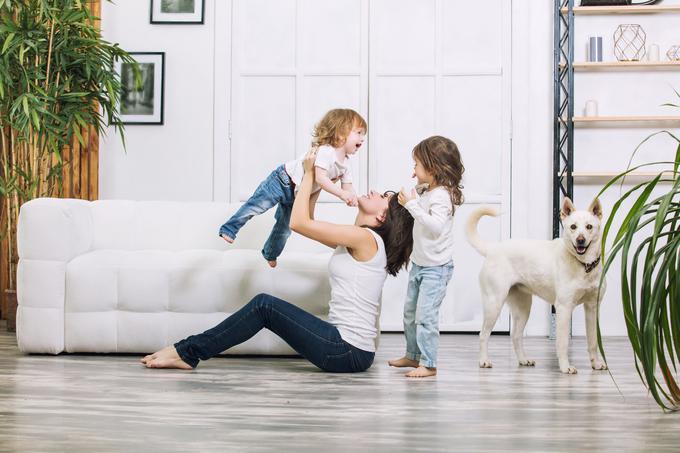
560;197;576;220
588;198;603;219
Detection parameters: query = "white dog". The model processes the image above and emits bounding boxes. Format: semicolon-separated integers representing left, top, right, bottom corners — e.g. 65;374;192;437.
465;197;608;374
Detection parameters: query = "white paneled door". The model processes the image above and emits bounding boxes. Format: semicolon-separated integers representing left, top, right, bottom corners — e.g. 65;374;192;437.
229;0;368;202
369;0;511;331
224;0;511;332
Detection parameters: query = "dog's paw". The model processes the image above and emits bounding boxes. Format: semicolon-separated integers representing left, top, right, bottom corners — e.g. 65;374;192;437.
560;366;578;374
591;361;608;370
519;360;536;367
479;360;493;368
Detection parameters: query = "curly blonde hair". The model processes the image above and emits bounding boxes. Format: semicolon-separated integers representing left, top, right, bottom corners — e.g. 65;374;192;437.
412;136;465;209
311;109;367;148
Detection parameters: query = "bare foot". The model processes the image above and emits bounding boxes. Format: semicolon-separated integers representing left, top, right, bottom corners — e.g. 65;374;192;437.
388;357;419;368
221;234;234;244
267;260;277;268
405;366;437;378
141;346;193;370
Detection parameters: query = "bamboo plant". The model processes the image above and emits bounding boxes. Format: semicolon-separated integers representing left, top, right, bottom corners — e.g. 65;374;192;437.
598;93;680;412
0;0;136;291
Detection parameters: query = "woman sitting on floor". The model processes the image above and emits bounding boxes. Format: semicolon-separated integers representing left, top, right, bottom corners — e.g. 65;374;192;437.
141;148;413;372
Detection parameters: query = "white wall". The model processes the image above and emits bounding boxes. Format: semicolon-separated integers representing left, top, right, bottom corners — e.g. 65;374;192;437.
100;0;216;201
510;0;554;336
100;0;680;336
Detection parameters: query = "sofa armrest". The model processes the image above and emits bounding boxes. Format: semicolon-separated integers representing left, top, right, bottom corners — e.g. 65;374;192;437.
18;198;92;261
16;198;92;354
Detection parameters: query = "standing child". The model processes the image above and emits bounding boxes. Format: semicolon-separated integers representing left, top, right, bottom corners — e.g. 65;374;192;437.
219;108;366;267
388;135;464;377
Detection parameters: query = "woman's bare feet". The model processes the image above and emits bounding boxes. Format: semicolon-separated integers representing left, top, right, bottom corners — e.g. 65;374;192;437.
140;346;193;370
267;259;277;268
405;366;437;378
388;357;419;368
221;234;234;244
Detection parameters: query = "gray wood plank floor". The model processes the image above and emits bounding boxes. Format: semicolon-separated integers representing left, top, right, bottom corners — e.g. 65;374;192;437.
0;326;678;453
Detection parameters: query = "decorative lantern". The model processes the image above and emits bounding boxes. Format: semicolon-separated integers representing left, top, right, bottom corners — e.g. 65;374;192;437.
613;24;646;62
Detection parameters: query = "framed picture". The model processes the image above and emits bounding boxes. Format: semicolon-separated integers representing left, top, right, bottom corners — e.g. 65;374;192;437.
150;0;205;24
115;52;165;125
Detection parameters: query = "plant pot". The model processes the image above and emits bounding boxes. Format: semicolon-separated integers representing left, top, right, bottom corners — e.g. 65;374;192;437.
4;289;17;332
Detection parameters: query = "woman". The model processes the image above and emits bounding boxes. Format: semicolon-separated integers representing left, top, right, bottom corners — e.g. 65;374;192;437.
141;148;413;372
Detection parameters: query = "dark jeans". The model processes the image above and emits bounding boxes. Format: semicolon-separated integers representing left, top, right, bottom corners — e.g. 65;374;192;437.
174;293;375;373
218;164;295;261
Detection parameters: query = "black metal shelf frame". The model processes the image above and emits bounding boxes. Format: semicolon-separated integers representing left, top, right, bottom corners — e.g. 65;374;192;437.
551;0;574;338
553;0;574;239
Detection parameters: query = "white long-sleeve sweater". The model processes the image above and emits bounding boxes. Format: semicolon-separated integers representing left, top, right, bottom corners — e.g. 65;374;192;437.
404;186;454;267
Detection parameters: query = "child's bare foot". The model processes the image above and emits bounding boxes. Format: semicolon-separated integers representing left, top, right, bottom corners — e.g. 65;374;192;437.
141;346;193;370
267;259;277;268
388;357;419;368
221;234;234;244
405;366;437;378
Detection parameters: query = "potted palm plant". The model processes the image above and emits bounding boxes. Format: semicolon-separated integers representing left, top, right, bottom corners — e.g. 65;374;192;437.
0;0;137;330
598;92;680;411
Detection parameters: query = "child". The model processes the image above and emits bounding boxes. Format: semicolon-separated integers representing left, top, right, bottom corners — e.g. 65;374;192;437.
218;108;366;267
388;135;464;378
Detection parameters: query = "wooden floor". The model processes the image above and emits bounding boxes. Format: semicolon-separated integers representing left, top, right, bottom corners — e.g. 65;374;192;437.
0;326;678;452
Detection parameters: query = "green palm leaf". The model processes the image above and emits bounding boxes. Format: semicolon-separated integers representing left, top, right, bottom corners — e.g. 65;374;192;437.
598;115;680;411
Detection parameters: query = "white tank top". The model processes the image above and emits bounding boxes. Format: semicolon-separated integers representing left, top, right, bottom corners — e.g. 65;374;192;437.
327;229;387;352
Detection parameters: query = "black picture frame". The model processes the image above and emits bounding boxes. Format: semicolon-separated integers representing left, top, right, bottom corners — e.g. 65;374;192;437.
115;52;165;125
150;0;205;25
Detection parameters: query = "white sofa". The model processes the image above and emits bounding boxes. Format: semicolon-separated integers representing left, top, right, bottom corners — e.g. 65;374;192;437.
16;198;335;355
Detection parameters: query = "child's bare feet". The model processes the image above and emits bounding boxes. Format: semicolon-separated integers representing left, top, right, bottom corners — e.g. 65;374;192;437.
388;357;419;368
140;346;193;370
221;234;234;244
405;366;437;378
267;259;277;268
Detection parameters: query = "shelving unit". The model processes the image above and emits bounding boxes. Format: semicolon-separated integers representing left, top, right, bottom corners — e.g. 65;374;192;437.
553;0;680;237
553;0;680;240
552;0;680;338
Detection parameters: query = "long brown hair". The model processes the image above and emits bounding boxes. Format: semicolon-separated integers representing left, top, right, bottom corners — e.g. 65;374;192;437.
368;196;414;276
311;109;367;148
412;135;464;209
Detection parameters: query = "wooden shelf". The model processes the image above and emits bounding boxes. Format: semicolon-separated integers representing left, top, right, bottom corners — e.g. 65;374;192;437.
573;171;677;180
562;5;680;15
567;61;680;71
572;116;680;125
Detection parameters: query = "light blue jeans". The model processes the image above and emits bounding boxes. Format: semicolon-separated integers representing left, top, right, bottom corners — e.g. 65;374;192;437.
403;261;454;368
218;164;295;261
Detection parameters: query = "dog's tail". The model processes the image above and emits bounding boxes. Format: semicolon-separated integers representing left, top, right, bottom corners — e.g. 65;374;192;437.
465;207;499;257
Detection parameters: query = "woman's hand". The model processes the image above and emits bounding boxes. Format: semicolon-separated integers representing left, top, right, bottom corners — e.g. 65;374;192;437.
398;187;417;206
302;147;318;174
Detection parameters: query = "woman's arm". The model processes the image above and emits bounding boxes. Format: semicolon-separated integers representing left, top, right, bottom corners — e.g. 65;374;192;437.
309;190;320;220
291;150;376;258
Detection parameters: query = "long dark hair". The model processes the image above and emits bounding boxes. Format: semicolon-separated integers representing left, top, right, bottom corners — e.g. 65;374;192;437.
368;196;414;276
413;135;465;209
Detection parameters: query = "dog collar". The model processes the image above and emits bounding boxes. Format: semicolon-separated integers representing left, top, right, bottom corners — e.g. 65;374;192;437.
583;256;601;273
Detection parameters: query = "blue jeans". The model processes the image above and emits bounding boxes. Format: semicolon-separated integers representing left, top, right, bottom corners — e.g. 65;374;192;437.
174;293;375;373
219;165;295;261
403;261;454;368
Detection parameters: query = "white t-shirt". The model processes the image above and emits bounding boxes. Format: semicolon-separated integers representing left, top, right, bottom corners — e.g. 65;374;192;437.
284;145;353;194
327;229;387;352
404;186;454;267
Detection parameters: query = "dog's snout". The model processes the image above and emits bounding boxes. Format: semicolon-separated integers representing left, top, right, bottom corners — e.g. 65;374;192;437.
576;235;586;245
